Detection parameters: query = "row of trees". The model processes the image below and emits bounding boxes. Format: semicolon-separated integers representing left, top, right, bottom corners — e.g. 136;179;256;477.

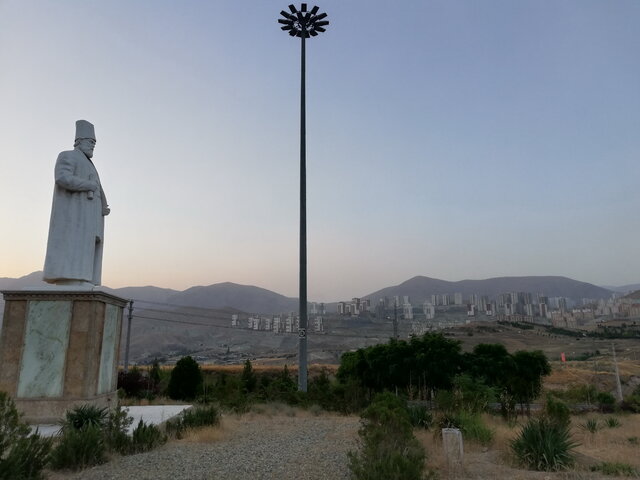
337;333;551;413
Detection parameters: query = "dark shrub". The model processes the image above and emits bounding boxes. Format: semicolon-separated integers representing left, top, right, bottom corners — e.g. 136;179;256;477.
117;368;148;398
50;425;106;471
544;395;571;427
0;392;52;480
167;356;203;400
129;420;166;454
104;405;133;454
596;391;616;412
240;360;257;394
165;405;220;439
348;392;426;480
307;368;336;411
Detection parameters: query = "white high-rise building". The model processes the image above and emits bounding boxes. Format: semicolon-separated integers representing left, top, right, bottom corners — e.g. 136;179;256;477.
423;302;435;320
403;302;413;320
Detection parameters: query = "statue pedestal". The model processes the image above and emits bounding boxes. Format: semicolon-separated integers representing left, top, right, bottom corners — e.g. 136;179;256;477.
0;290;127;423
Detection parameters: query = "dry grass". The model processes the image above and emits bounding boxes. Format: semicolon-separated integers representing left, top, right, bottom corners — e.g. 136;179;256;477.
571;413;640;469
177;414;237;443
416;412;640;479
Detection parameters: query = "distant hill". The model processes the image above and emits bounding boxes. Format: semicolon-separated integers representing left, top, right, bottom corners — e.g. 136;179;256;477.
0;271;49;290
603;284;640;294
1;272;616;316
104;285;179;304
166;282;298;314
363;275;613;304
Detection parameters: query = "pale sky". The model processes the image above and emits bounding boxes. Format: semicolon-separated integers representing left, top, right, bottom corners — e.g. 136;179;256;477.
1;1;638;302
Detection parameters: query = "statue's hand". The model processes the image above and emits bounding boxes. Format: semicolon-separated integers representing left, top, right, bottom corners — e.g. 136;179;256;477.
103;207;111;216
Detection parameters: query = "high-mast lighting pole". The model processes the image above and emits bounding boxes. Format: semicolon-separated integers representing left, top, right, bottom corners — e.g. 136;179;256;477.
278;4;329;392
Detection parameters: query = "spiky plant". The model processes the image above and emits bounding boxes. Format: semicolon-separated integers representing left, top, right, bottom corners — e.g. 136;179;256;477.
511;418;578;471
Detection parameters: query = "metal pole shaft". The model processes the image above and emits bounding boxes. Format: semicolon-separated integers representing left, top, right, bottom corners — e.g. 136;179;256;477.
298;30;308;392
124;300;134;373
612;343;623;402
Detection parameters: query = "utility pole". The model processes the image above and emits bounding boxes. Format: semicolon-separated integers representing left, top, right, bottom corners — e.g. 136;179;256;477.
612;343;623;402
124;300;134;373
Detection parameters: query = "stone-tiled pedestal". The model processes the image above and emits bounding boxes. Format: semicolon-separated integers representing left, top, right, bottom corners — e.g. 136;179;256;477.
0;290;127;423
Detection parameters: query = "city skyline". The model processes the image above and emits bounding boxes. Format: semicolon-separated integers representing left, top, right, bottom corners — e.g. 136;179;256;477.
1;1;638;302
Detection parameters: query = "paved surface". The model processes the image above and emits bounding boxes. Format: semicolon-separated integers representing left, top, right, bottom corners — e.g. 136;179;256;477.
32;404;192;437
46;412;360;480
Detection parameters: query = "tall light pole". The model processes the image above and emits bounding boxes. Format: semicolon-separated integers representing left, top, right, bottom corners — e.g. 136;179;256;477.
278;4;329;392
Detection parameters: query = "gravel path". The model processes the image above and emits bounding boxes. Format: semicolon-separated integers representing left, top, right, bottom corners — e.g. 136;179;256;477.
48;412;361;480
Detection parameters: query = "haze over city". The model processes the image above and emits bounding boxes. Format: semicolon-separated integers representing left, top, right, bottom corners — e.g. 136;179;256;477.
1;1;638;302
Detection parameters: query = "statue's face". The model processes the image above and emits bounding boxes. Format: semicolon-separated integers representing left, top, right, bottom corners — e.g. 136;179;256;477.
77;138;96;158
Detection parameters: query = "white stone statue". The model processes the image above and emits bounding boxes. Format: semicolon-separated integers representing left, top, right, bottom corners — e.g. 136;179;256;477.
43;120;110;286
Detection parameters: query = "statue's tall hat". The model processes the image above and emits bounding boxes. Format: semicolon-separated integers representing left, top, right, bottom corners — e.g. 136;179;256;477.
75;120;96;140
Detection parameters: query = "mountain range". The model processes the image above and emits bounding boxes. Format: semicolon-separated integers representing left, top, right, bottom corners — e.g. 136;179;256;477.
363;275;614;306
0;271;621;315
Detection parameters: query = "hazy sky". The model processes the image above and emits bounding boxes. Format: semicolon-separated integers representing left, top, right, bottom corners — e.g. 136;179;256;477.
1;1;638;301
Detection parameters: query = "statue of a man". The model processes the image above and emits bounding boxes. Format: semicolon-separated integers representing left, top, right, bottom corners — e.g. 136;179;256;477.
43;120;110;286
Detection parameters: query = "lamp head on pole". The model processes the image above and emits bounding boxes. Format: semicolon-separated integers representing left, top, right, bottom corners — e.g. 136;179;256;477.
278;4;329;38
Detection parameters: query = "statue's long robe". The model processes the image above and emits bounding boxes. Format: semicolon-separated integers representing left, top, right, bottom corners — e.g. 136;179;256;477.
43;149;108;285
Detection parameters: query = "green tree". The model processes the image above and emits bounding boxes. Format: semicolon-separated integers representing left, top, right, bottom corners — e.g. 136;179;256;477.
240;360;257;394
167;356;203;400
508;350;551;413
149;359;162;391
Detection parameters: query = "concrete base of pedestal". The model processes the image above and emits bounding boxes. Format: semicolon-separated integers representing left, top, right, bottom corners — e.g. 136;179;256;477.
0;289;127;423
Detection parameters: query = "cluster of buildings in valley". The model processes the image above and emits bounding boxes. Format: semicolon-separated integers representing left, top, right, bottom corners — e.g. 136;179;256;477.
336;290;640;332
231;313;325;334
226;290;640;338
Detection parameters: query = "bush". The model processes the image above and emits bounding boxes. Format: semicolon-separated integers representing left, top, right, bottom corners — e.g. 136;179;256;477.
129;420;166;454
407;404;433;429
596;391;616;412
0;432;52;480
622;385;640;413
167;356;203;401
544;395;571;427
0;392;52;480
590;461;639;476
511;418;578;471
50;425;106;471
104;406;133;454
348;392;426;480
61;404;108;431
165;405;220;439
439;411;494;446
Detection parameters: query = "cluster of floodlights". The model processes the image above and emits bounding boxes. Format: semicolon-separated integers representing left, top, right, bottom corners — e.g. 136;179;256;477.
278;4;329;37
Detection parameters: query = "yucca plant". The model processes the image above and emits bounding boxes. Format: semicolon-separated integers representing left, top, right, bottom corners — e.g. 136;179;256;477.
511;418;578;471
605;416;621;428
580;418;599;434
61;405;108;431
